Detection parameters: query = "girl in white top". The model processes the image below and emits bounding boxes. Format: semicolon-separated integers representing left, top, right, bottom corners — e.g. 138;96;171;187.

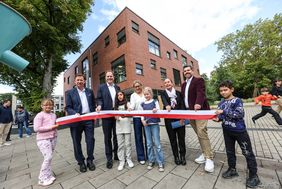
115;91;134;171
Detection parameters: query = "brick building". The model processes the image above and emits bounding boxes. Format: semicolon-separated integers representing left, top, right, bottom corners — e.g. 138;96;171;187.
64;7;200;97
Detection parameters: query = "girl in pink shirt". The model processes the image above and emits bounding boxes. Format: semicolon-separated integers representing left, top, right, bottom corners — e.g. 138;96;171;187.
33;99;59;186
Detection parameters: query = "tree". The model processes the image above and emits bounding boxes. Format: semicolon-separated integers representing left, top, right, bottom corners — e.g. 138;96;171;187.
214;14;282;98
0;0;94;112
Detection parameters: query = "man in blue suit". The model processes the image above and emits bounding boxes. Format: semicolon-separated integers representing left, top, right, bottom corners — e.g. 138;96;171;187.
96;71;120;169
66;74;96;173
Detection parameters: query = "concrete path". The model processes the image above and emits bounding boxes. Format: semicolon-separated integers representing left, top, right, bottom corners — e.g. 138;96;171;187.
0;105;281;189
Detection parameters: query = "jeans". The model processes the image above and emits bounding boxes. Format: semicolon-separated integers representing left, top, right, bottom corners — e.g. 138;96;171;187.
133;117;147;161
144;124;164;165
223;129;257;176
18;121;31;138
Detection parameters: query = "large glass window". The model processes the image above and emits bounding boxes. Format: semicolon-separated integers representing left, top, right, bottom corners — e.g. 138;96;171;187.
112;55;126;83
105;35;110;47
75;66;79;75
173;49;178;59
135;63;143;75
150;59;156;69
166;51;171;59
181;55;187;66
173;68;181;86
99;72;105;84
160;67;167;80
67;76;70;84
148;32;160;56
132;21;139;33
82;58;91;88
93;52;98;65
117;28;126;46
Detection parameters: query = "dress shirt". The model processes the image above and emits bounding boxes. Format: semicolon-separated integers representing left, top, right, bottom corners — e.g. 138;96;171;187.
107;83;116;108
77;88;90;114
184;76;193;108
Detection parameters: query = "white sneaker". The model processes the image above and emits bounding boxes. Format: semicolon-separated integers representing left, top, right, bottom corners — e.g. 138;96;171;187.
4;142;11;146
195;154;205;164
50;176;56;182
26;135;31;138
38;179;54;186
147;162;154;170
118;161;125;171
127;159;134;168
139;160;146;165
204;159;214;173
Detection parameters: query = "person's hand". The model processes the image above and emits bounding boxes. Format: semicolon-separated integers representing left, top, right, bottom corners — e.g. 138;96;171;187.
75;113;80;116
128;107;133;111
96;105;101;113
115;116;121;120
141;120;147;126
194;104;201;111
52;124;59;129
212;117;219;122
166;105;171;112
179;119;184;126
152;108;157;113
215;110;223;115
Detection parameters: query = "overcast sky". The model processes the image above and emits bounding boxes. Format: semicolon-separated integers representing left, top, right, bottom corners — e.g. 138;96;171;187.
1;0;281;95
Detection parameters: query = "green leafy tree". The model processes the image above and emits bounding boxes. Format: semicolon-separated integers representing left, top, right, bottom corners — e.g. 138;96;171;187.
214;14;282;98
0;0;94;112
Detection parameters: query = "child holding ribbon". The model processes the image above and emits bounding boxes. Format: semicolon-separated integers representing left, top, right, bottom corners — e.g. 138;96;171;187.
141;87;165;172
114;91;134;171
33;99;59;186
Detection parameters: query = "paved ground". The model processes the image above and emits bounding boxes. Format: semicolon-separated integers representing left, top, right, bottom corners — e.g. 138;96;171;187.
0;105;282;189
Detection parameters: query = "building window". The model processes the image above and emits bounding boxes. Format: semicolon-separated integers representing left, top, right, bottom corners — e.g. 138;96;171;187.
112;55;126;83
99;72;105;84
173;49;178;59
67;76;70;84
148;32;160;56
160;67;167;80
82;58;91;88
117;28;126;46
181;55;187;66
191;60;194;65
150;59;156;69
75;66;79;75
105;35;110;47
135;63;143;75
64;77;66;83
132;21;139;33
166;51;171;59
173;68;181;86
93;52;98;65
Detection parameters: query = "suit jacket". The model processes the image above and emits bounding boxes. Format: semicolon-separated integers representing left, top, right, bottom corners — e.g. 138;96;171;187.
96;83;120;110
161;89;185;110
181;77;210;110
65;87;96;115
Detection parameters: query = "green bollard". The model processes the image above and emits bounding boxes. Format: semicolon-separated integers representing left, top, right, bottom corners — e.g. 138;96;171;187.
0;2;32;72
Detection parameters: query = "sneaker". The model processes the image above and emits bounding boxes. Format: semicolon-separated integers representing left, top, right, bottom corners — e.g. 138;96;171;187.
147;162;154;170
195;154;205;164
251;118;256;124
139;160;146;165
204;159;214;173
127;159;134;168
26;135;31;138
222;167;239;179
50;176;56;182
4;142;11;146
246;174;261;188
118;161;125;171
158;164;165;172
38;179;54;186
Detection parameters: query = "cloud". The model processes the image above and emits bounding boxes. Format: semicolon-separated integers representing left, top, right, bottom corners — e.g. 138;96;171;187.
111;0;259;54
0;84;15;94
98;25;106;33
100;9;120;22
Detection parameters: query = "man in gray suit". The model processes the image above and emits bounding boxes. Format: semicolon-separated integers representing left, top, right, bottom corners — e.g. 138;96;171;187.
66;74;96;173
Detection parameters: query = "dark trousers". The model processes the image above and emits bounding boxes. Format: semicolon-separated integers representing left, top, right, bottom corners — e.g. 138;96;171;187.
102;117;118;162
70;120;95;164
164;119;186;158
223;129;257;176
133;117;147;161
253;106;282;125
6;125;12;141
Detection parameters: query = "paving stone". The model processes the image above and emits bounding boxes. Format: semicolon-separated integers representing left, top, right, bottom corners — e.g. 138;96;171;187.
71;181;96;189
125;176;157;189
1;173;32;189
153;173;186;189
171;160;200;179
98;179;126;189
117;164;149;185
256;167;281;189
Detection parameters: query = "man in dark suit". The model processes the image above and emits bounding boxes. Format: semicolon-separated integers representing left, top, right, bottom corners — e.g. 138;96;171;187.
181;65;214;173
65;74;96;173
96;71;120;169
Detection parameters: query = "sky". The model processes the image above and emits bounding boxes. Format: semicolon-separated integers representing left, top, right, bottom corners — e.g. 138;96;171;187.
1;0;281;95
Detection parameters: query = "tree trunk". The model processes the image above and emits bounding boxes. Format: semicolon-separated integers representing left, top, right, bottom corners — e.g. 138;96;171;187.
42;55;53;98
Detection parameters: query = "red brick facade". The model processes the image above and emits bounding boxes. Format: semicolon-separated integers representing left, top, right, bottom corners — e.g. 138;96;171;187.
64;7;199;96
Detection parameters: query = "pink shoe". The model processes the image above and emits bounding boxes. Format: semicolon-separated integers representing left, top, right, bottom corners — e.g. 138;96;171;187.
38;179;54;186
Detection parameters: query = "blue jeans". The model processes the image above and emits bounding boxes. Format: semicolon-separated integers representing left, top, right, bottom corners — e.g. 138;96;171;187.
18;121;31;138
133;117;147;161
144;124;164;165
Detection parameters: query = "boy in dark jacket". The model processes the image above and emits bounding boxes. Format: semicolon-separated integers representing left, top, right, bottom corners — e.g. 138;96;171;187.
213;80;260;188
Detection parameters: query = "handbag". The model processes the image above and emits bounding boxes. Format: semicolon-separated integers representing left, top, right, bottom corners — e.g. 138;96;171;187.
171;119;190;129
